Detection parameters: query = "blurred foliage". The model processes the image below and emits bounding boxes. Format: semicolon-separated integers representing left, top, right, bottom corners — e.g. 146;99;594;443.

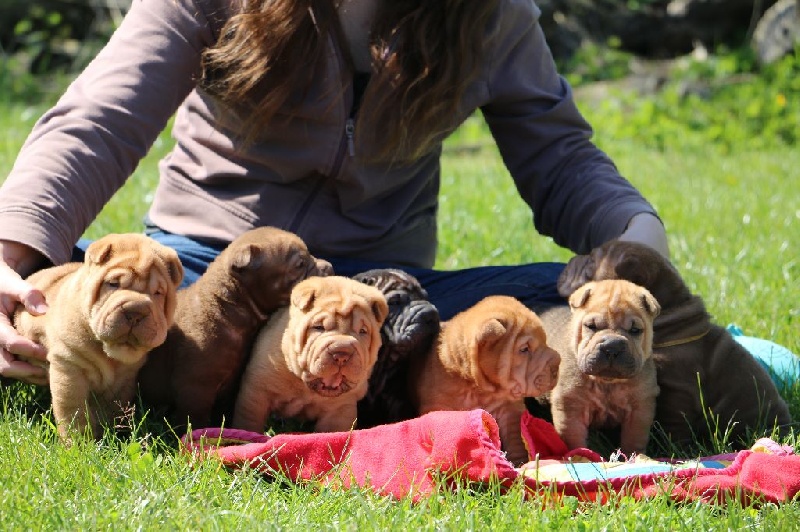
580;46;800;152
0;55;47;104
1;0;797;154
561;36;635;84
0;0;125;75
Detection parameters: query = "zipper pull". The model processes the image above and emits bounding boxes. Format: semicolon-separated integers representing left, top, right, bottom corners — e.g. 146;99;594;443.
345;118;355;157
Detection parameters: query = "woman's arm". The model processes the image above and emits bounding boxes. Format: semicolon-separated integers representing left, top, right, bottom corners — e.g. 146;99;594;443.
481;0;662;255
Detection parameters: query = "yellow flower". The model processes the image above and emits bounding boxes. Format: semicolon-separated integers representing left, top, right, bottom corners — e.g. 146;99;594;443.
776;93;787;107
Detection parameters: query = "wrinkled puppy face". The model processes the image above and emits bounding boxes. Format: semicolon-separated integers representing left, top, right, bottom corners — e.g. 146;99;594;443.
84;234;184;363
353;269;440;397
569;279;660;380
283;276;388;397
224;227;334;314
353;269;440;362
444;296;561;398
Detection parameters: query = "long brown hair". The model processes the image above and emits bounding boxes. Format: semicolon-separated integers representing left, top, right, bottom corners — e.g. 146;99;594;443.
201;0;499;163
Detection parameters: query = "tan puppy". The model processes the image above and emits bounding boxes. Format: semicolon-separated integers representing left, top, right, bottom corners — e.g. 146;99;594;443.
232;276;388;433
14;234;183;440
556;239;792;447
138;226;332;429
412;296;561;465
542;280;661;454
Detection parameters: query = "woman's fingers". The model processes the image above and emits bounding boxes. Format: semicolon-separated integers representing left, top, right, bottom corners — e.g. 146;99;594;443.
0;262;48;383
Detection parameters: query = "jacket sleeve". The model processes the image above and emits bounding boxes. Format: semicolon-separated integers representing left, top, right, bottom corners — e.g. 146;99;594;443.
481;0;659;255
0;0;218;265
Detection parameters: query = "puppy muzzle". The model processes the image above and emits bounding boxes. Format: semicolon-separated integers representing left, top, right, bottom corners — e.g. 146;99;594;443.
96;295;164;349
524;350;561;397
579;336;639;379
312;259;334;277
305;337;364;397
388;300;440;360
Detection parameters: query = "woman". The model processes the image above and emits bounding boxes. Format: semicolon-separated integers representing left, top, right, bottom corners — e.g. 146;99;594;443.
0;0;667;385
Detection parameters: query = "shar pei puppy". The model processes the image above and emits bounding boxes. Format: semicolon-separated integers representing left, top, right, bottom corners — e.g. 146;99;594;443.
14;234;183;440
540;279;661;454
138;226;332;430
232;276;388;433
411;295;561;465
557;239;792;448
352;269;440;428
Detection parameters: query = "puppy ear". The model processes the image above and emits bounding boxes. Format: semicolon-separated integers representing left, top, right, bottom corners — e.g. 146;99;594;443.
568;284;593;309
557;255;594;297
469;318;506;392
370;295;389;325
166;258;184;287
230;244;265;272
352;269;382;287
85;239;114;266
151;245;184;287
639;289;661;319
476;318;507;346
291;281;318;312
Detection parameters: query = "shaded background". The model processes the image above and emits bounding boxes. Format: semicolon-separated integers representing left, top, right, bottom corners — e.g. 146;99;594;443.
1;0;797;77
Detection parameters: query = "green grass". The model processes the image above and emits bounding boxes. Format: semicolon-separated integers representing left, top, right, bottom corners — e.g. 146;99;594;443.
1;52;799;527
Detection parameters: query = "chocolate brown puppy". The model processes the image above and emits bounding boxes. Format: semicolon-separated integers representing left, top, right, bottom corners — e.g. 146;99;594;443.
542;280;661;454
557;239;792;447
14;234;183;440
411;296;561;465
352;269;440;428
137;226;332;429
232;276;388;433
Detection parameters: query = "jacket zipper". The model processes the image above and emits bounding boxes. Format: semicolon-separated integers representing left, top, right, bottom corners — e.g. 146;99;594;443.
287;116;355;234
345;117;355;157
287;12;356;234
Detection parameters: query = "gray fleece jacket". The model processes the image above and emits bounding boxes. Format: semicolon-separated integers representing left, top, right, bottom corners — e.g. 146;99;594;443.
0;0;657;268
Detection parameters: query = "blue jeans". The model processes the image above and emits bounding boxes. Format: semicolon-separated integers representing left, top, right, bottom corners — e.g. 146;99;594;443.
76;230;566;320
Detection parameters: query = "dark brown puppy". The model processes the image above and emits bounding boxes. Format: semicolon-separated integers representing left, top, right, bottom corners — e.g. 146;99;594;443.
137;226;332;429
352;269;440;428
557;239;792;447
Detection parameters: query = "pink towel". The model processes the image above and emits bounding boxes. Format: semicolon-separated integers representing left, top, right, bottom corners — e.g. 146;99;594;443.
182;409;800;504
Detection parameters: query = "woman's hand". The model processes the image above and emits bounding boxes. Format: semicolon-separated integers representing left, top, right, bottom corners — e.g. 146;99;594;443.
617;213;670;259
0;241;49;385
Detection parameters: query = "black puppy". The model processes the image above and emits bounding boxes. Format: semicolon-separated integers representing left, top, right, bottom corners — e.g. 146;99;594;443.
353;269;440;428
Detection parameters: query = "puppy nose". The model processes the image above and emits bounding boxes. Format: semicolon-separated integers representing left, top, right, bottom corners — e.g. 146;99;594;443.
599;337;628;360
122;301;151;326
124;309;148;326
314;259;334;276
330;348;354;365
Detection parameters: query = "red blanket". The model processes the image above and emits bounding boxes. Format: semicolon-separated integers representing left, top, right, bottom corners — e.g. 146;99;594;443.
182;409;800;504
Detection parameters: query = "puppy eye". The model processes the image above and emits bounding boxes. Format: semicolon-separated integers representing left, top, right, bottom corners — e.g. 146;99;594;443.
106;279;121;289
584;322;598;331
629;326;642;335
312;324;325;332
359;327;369;336
519;345;531;356
387;294;408;306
